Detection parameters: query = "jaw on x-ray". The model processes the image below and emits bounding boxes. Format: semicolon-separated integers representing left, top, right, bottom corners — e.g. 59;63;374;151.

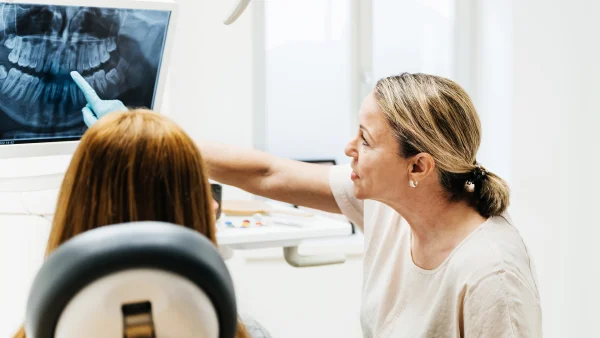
0;3;170;143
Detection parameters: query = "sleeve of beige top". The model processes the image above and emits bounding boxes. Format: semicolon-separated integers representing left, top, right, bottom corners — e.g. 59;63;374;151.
463;271;543;337
328;165;364;230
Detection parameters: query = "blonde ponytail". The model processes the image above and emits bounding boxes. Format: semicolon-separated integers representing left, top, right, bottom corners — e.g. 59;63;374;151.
477;170;510;217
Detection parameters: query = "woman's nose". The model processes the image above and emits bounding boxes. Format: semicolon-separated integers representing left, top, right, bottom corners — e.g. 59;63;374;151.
212;199;219;213
345;138;358;159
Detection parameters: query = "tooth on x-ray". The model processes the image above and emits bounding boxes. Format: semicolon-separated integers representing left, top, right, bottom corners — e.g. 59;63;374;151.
0;3;171;143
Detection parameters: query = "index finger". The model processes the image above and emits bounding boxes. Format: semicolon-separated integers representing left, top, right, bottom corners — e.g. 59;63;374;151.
70;71;100;105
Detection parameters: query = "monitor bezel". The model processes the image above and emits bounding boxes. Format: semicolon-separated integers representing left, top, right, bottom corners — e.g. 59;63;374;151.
0;0;178;159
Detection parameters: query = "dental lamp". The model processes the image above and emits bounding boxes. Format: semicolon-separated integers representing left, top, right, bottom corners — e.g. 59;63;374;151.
224;0;252;25
24;221;238;338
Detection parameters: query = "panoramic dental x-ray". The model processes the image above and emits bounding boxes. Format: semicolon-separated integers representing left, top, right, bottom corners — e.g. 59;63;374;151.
0;2;170;144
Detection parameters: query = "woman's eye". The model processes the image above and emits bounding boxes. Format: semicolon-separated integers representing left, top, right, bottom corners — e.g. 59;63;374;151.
361;137;369;146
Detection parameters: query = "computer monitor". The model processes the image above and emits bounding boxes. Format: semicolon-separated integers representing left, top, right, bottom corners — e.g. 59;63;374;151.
0;0;178;159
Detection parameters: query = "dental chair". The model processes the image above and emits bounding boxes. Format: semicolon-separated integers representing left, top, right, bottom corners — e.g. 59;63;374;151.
24;222;238;338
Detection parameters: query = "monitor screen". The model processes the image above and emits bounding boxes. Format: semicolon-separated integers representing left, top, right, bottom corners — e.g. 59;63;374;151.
0;2;171;145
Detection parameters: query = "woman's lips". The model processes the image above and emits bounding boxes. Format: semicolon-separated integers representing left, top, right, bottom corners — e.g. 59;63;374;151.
351;171;360;180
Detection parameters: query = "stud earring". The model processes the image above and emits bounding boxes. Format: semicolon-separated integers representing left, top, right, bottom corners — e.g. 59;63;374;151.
409;180;419;188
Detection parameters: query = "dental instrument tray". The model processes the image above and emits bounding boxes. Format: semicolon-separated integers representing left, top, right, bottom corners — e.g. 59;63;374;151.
221;200;313;217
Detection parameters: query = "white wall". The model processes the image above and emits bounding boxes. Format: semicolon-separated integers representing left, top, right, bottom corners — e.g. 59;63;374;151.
469;0;512;184
371;0;455;81
166;0;254;148
0;215;52;337
511;0;600;336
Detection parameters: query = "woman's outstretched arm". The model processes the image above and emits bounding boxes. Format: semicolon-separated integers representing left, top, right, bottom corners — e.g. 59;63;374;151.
198;141;342;214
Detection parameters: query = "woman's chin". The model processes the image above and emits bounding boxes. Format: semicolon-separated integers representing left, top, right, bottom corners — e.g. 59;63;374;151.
352;184;368;200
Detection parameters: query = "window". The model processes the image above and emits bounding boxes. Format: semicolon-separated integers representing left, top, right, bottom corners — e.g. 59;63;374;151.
257;0;355;165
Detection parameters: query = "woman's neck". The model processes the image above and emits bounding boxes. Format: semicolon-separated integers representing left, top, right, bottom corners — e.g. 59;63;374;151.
389;194;487;270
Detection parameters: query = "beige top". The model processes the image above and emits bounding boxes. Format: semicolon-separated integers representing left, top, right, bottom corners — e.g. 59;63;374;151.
329;165;542;337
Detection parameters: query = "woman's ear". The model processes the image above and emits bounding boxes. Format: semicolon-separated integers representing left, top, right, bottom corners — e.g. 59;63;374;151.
408;153;436;182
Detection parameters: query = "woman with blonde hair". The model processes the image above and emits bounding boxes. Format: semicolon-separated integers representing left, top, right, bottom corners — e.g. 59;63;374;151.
197;73;543;337
13;109;268;338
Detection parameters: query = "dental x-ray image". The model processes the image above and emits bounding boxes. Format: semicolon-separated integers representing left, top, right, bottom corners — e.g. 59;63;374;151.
0;2;170;144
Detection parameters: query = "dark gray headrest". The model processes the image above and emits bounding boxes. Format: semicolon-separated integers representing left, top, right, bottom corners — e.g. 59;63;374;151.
25;221;237;338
